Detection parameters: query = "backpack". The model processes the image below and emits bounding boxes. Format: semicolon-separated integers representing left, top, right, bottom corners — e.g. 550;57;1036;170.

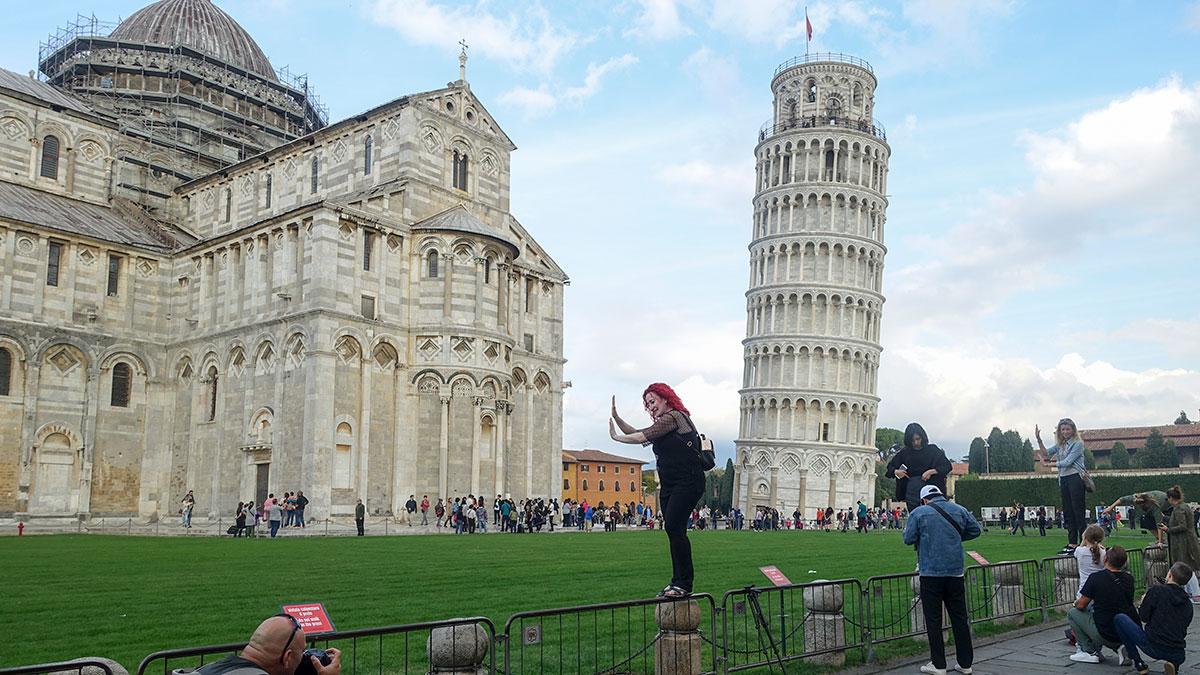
671;411;716;471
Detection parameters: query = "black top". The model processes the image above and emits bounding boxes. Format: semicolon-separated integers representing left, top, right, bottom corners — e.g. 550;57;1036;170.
1079;569;1139;643
650;411;705;484
296;494;309;508
195;656;267;675
1140;583;1194;651
405;498;417;512
885;427;952;509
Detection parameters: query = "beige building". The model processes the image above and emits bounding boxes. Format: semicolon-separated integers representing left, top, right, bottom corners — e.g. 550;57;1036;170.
0;0;566;520
735;54;888;514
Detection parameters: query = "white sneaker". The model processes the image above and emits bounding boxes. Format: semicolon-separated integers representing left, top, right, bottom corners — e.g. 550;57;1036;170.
953;664;972;674
920;664;948;675
1069;650;1101;663
1116;645;1131;666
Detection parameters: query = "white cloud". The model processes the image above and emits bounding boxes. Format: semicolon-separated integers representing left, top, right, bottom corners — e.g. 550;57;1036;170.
658;158;751;211
564;54;639;103
880;349;1200;450
709;0;793;41
624;0;692;40
1184;1;1200;32
682;47;741;102
888;78;1200;334
369;0;580;74
499;54;638;116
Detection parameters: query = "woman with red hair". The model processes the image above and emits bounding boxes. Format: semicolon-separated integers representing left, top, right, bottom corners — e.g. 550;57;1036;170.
610;382;706;598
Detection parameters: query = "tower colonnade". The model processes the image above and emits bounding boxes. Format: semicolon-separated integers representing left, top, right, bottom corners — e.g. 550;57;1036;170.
735;54;890;517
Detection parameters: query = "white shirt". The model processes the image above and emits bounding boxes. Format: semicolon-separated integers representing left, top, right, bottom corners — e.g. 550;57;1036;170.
1074;544;1107;600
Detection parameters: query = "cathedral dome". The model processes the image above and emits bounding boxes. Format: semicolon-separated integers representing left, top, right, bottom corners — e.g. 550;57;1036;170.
110;0;277;81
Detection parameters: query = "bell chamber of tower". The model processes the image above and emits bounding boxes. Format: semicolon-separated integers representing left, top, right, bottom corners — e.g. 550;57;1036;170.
734;53;890;518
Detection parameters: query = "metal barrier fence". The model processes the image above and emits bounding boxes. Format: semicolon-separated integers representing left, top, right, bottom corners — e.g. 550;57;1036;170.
7;546;1174;675
502;594;718;675
135;617;496;675
718;579;864;673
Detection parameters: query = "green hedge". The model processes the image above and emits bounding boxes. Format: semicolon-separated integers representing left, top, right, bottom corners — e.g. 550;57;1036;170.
954;473;1200;515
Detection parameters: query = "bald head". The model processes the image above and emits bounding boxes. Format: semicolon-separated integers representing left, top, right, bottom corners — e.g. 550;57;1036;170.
240;616;303;674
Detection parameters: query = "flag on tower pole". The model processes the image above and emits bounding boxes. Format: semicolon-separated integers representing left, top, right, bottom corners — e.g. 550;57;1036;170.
805;8;813;54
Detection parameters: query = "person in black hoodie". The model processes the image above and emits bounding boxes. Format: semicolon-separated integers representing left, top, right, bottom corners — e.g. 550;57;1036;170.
1114;561;1194;675
886;423;953;513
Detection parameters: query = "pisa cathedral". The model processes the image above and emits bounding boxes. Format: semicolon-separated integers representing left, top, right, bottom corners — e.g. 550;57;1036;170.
0;0;566;519
734;54;888;514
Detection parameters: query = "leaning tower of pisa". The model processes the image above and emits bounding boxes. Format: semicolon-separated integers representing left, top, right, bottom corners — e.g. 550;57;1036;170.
734;54;889;518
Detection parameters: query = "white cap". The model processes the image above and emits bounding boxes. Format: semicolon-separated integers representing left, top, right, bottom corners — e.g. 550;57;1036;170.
920;485;943;500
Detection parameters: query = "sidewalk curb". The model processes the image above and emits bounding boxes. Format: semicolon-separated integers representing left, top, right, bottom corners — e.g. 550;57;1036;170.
839;620;1066;675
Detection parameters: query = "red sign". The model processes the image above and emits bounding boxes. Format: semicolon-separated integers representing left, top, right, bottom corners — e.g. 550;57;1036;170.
759;565;792;587
968;551;990;566
281;603;336;635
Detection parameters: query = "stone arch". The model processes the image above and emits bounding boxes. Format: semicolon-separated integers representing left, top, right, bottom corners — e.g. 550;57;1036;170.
370;341;399;370
249;407;274;444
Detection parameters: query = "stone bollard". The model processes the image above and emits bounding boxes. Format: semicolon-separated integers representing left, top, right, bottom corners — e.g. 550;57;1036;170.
655;599;702;675
992;564;1025;626
1053;556;1079;604
909;574;931;639
50;658;129;675
1143;546;1168;587
427;622;490;674
803;581;846;667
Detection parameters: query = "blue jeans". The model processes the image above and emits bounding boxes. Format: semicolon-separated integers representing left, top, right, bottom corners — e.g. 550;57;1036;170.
1113;613;1185;667
182;509;192;528
295;508;305;528
270;520;281;538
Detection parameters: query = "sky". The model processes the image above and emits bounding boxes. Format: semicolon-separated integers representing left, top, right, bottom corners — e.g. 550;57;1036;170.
3;0;1198;465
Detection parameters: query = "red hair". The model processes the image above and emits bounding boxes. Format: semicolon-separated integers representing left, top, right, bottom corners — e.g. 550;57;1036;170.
642;382;690;416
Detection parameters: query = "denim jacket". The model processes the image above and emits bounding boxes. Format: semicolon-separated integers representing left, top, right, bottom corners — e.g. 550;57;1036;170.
1046;438;1085;477
902;496;981;577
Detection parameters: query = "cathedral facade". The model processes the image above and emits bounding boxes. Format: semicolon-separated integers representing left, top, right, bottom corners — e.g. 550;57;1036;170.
0;0;566;519
734;54;889;515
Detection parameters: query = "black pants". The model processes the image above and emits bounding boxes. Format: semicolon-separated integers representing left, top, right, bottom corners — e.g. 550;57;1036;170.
920;576;973;670
1060;474;1086;546
660;473;705;591
355;518;364;536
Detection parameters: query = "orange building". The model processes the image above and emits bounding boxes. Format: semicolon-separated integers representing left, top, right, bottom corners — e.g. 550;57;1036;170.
562;449;646;507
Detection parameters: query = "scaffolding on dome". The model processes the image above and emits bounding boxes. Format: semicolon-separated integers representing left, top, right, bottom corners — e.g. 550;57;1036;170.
35;13;328;181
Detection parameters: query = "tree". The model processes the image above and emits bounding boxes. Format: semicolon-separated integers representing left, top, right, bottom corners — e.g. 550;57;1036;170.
968;437;987;474
875;427;905;460
719;458;735;510
642;470;659;495
1019;438;1037;472
1084;447;1097;470
1138;429;1180;469
1110;442;1130;469
1176;411;1193;425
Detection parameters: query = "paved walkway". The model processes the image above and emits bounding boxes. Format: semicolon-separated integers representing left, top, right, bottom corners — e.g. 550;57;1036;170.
870;619;1200;674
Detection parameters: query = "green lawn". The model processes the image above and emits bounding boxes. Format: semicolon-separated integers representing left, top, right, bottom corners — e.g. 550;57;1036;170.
0;526;1156;671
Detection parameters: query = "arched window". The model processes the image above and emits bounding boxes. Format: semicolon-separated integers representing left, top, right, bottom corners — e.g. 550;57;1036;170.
110;362;131;408
806;79;816;103
452;150;468;190
614;480;621;492
0;347;11;396
310;155;319;194
563;479;570;490
582;479;588;491
265;173;273;208
427;250;439;278
484;257;492;284
334;422;353;489
40;135;60;179
630;481;636;492
206;366;218;421
599;480;605;492
223;188;232;222
363;135;373;175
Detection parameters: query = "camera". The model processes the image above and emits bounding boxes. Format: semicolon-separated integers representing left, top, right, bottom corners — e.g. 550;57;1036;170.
294;648;331;675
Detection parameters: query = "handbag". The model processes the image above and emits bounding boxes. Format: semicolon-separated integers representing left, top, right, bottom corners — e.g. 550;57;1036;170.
1079;469;1096;493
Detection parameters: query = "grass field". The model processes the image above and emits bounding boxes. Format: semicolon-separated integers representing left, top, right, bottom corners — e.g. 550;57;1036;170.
2;526;1157;671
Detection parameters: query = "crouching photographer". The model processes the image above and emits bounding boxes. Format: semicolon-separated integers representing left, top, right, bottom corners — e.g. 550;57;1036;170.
194;614;341;675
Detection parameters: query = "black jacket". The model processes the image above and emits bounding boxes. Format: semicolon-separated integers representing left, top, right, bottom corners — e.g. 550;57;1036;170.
885;423;952;507
1140;582;1194;651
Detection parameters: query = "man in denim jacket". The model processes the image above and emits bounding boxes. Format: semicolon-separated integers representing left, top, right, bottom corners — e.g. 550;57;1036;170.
903;485;982;675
